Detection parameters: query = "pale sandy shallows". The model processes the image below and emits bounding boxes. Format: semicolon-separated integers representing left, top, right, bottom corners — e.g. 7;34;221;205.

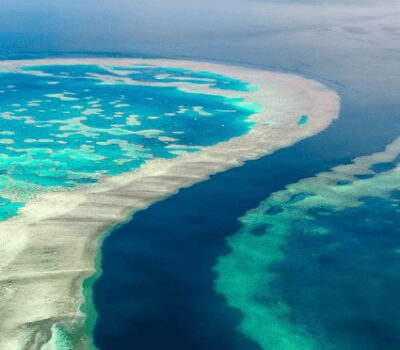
0;58;340;350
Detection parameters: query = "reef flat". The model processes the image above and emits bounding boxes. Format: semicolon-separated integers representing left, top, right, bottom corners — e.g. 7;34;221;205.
215;137;400;350
0;58;339;349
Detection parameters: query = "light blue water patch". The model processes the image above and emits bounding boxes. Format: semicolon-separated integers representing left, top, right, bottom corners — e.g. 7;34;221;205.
21;64;116;78
298;115;308;126
288;192;314;204
337;180;352;186
0;63;260;222
0;196;23;220
110;66;257;91
22;64;256;91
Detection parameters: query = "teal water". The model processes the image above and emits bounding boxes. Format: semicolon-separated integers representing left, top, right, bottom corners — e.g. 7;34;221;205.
0;196;23;220
298;115;308;126
0;63;258;221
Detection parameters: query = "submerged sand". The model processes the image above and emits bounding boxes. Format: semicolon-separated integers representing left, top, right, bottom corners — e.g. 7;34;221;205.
0;58;340;350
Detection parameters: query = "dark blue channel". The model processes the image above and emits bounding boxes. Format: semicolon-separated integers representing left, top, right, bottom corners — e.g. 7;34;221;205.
93;98;400;349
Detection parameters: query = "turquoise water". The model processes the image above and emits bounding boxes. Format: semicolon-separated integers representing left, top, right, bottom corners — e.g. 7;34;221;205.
298;115;308;125
0;63;259;221
0;197;23;220
104;66;257;91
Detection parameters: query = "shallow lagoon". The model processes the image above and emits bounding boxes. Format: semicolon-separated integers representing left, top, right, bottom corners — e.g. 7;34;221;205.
0;63;257;221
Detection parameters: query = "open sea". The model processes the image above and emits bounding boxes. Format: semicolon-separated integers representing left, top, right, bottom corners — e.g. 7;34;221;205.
1;1;399;349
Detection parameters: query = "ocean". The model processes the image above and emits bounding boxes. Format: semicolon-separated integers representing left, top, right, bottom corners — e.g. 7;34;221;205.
0;1;399;349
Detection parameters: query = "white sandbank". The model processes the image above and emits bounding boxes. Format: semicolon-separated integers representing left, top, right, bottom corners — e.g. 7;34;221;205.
0;58;340;350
